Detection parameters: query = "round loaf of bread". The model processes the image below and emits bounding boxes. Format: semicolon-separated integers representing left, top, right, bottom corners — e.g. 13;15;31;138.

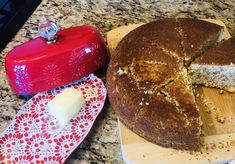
107;18;223;150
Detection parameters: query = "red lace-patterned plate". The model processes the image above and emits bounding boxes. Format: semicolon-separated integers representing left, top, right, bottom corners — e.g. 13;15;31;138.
0;74;106;163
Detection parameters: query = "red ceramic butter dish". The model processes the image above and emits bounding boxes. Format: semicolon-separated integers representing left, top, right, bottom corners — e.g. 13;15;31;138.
5;21;109;95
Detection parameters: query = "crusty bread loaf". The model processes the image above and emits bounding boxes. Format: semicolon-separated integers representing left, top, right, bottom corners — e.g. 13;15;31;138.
107;18;224;150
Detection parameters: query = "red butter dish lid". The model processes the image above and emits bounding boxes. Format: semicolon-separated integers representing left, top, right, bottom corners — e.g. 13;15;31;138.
5;21;109;95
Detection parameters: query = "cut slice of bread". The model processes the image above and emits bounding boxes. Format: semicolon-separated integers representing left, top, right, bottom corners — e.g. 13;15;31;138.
191;37;235;92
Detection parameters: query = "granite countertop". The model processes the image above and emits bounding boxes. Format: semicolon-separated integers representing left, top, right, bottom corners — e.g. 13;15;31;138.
0;0;235;163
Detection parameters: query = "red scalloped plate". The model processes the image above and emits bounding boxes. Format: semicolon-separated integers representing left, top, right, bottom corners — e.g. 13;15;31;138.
0;74;107;163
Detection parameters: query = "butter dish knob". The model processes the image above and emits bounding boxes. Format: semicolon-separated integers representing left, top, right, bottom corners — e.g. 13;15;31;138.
38;20;58;44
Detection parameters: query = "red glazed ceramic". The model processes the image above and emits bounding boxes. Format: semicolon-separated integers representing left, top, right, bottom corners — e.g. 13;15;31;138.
5;21;109;95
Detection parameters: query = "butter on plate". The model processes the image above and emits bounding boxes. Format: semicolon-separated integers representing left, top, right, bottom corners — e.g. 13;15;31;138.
48;87;86;129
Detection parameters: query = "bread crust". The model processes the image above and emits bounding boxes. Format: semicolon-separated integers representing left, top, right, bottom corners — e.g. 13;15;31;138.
194;37;235;65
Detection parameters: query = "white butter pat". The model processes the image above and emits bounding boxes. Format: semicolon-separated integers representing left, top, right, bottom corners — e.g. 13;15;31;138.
48;88;85;127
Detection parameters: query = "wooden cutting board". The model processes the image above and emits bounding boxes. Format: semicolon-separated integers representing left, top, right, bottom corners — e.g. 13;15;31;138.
107;19;235;164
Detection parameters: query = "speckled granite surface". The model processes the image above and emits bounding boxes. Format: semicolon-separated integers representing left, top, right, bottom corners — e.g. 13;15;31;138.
0;0;235;163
